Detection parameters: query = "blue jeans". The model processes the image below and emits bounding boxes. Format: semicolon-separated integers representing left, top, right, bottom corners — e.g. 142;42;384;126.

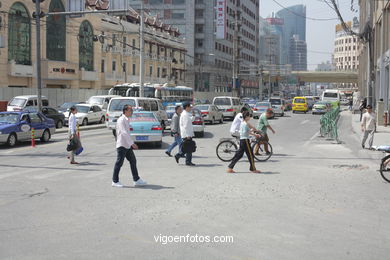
166;135;183;154
175;138;193;164
112;146;140;183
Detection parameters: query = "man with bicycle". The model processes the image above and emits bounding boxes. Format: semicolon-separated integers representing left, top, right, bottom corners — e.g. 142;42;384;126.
255;109;275;155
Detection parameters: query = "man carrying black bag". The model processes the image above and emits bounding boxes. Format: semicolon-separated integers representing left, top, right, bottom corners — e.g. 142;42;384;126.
174;102;196;166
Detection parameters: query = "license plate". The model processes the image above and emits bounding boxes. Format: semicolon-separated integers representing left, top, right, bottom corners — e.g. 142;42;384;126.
136;136;148;141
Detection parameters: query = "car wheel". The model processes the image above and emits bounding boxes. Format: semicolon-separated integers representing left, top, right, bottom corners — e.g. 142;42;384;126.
212;117;215;125
82;118;88;126
99;116;105;124
56;120;63;129
40;129;51;142
219;117;224;124
6;133;17;147
154;141;162;148
292;111;295;114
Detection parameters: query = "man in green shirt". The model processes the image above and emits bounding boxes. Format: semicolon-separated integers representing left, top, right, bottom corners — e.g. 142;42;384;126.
255;110;275;155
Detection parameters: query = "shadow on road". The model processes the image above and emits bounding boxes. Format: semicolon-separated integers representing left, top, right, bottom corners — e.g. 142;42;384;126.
124;185;175;190
0;164;99;172
201;132;214;139
78;161;107;166
193;163;223;167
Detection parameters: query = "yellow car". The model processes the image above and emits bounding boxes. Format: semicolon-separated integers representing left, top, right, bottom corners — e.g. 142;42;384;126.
292;97;309;113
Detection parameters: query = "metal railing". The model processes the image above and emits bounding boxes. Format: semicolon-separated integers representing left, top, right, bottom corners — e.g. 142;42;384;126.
320;107;340;142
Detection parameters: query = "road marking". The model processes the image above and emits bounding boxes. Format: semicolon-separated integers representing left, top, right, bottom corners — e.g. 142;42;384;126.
303;131;320;147
301;119;309;125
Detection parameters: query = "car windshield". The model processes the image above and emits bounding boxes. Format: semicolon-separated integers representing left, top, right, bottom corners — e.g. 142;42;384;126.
214;98;231;106
131;113;157;122
75;106;90;114
165;106;176;111
269;99;281;105
192;109;201;117
294;98;306;103
256;102;270;107
108;99;136;112
195;105;210;110
324;92;338;98
0;113;19;124
60;103;78;109
9;98;26;107
87;97;104;105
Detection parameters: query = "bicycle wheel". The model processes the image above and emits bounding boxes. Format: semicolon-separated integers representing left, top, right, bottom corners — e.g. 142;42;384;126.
252;141;273;162
216;140;238;162
380;155;390;183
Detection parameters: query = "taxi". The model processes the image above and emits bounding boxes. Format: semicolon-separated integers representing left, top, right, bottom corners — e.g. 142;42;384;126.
129;111;163;148
292;97;309;113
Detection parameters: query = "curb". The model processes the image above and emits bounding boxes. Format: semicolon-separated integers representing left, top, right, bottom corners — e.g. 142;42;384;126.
55;124;107;134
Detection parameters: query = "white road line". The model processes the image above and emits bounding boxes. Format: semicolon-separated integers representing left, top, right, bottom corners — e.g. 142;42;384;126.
300;119;310;125
303;131;320;147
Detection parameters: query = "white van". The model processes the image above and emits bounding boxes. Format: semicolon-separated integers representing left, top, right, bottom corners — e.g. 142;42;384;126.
7;95;49;111
86;95;119;110
106;97;168;130
212;96;241;119
322;90;340;108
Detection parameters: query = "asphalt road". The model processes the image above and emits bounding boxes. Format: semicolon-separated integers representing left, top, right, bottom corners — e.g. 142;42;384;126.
0;110;389;260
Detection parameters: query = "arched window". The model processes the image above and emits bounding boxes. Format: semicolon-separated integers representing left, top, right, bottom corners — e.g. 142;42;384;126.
79;20;94;71
8;2;31;65
47;0;66;61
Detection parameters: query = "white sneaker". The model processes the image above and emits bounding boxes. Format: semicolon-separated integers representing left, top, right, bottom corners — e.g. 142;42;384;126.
112;181;124;188
134;179;147;187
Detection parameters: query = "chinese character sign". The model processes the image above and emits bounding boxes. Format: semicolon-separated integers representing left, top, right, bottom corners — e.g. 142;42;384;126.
216;0;226;39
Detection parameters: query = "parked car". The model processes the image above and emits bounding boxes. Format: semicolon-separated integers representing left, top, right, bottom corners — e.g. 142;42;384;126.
292;97;309;113
129;111;163;148
106;97;168;131
64;104;105;126
7;95;49;112
24;106;65;128
192;108;205;137
0;111;55;147
86;95;119;110
195;104;224;124
269;97;285;117
312;101;332;115
213;96;241;120
58;102;84;113
253;102;274;119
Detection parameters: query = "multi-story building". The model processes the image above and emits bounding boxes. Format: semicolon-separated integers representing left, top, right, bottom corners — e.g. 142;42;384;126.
131;0;260;98
0;0;185;90
288;35;307;71
276;4;307;66
359;0;390;119
333;19;360;72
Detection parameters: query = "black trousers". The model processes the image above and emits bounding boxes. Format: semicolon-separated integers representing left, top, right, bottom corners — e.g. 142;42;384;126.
228;139;256;171
112;146;140;183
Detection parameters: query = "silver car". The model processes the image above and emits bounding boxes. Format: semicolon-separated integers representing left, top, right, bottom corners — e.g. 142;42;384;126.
269;98;285;117
195;104;224;124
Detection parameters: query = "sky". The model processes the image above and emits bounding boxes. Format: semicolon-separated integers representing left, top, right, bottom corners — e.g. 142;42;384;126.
260;0;359;71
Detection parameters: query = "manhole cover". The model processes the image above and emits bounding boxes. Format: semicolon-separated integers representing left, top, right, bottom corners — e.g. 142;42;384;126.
332;164;369;170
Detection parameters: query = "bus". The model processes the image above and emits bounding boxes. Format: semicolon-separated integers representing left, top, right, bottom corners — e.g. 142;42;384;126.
108;83;155;98
108;83;194;107
154;85;194;107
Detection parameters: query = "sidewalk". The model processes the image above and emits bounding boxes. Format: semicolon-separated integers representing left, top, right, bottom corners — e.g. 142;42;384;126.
351;112;390;146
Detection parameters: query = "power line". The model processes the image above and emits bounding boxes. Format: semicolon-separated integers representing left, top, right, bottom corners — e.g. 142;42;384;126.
270;0;339;21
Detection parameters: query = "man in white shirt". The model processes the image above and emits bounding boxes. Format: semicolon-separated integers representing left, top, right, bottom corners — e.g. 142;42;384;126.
174;102;195;166
361;105;376;149
112;105;147;187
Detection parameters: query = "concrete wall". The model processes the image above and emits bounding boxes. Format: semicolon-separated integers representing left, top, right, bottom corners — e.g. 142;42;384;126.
0;87;108;108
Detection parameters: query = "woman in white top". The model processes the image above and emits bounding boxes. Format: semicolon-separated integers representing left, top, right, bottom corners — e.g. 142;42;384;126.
68;107;79;164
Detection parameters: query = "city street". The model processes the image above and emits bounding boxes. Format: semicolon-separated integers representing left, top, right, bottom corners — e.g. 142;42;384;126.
1;110;389;259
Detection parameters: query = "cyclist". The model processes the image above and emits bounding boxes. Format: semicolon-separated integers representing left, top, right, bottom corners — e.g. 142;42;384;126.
230;106;255;138
254;109;275;155
227;111;261;174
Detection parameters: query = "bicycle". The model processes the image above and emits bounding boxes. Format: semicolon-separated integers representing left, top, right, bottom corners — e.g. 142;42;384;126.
216;133;273;162
376;145;390;183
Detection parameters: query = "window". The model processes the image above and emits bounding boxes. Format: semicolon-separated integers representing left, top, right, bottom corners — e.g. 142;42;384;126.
93;106;102;112
122;36;127;48
196;24;203;33
47;0;66;61
123;62;127;73
172;0;185;4
132;64;136;75
68;0;84;12
132;39;136;49
138;100;151;111
101;59;105;73
149;65;153;76
150;101;158;111
157;67;161;77
172;11;185;19
79;20;94;71
42;100;49;106
8;3;31;65
30;113;42;123
112;61;116;72
195;9;203;18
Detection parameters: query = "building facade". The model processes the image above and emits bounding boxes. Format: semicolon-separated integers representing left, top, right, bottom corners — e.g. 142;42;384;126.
276;4;307;66
288;35;307;71
359;0;390;118
0;0;185;90
131;0;260;98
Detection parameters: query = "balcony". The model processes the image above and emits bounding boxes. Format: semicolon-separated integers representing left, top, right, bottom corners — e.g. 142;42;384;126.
8;61;33;77
80;69;98;81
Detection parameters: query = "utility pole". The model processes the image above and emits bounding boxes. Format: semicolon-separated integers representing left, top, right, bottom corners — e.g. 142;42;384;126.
34;0;43;112
139;1;145;97
259;65;263;101
232;10;240;97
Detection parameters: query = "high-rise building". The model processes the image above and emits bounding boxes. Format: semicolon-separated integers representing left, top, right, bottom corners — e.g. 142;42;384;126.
276;5;307;66
289;35;307;71
130;0;260;98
